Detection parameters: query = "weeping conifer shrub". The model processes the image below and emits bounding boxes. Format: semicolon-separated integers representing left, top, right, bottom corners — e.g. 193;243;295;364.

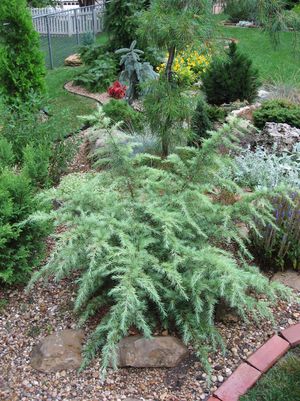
28;117;290;376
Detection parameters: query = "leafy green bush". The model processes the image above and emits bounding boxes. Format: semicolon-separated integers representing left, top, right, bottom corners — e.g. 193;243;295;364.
0;169;50;285
102;100;143;131
0;0;45;105
22;143;51;189
28;119;289;375
79;43;108;66
74;55;118;93
224;0;258;23
191;97;213;142
202;42;260;106
253;100;300;129
206;105;227;123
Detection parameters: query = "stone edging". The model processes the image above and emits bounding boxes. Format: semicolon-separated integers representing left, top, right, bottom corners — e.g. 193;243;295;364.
208;322;300;401
64;81;111;105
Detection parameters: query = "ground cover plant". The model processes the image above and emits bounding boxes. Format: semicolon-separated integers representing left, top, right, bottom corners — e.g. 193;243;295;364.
28;117;290;375
253;99;300;129
241;347;300;401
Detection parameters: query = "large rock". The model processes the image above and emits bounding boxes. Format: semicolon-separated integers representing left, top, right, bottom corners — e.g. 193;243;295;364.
112;336;188;368
231;103;261;122
64;53;82;67
258;122;300;153
271;271;300;292
30;329;84;372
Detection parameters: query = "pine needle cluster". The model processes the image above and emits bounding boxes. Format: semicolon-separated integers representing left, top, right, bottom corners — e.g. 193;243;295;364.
28;118;290;376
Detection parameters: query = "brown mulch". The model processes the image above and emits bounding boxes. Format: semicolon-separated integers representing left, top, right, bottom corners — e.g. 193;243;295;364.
64;81;111;105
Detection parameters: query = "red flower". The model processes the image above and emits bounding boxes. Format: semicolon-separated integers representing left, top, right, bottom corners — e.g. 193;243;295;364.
108;81;127;99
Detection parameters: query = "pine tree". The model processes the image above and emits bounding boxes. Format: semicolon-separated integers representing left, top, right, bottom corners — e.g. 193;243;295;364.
0;0;46;105
202;42;260;105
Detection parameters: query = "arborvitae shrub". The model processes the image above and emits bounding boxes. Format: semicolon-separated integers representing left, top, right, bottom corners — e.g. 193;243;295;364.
191;97;213;142
102;100;143;131
0;0;45;105
253;100;300;129
202;42;260;106
28;118;290;376
0;170;50;285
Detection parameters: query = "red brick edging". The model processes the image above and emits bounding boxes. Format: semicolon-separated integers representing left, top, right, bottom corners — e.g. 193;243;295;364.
208;323;300;401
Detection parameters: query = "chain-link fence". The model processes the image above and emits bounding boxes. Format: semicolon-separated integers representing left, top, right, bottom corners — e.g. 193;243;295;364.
31;3;105;69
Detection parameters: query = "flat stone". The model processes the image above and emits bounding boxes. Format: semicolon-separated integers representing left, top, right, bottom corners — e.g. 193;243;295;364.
271;271;300;292
113;336;188;368
214;363;261;401
30;329;84;372
247;335;290;373
281;323;300;346
207;398;220;401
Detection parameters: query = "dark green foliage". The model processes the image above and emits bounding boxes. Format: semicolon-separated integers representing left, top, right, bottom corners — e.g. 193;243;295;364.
241;347;300;401
0;0;45;105
202;42;260;106
79;43;108;66
28;119;290;376
253;100;300;129
191;98;213;142
0;138;15;170
22;144;51;189
207;105;227;123
104;0;149;50
74;55;118;93
0;170;50;285
102;100;143;131
224;0;259;23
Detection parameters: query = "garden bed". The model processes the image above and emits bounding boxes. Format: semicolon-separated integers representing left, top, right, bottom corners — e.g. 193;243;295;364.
0;277;299;401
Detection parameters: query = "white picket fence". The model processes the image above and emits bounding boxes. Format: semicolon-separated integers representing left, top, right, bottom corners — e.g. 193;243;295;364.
31;4;105;36
213;1;226;14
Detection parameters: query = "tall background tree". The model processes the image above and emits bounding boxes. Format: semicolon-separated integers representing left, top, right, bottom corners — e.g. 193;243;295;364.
0;0;45;105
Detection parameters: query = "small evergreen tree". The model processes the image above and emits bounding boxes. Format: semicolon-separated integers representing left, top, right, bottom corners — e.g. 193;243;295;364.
191;97;213;143
138;0;214;156
202;42;260;106
0;0;45;106
28;117;291;376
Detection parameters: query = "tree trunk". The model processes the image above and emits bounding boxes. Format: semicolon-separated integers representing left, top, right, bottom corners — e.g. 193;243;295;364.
78;0;95;6
165;46;176;82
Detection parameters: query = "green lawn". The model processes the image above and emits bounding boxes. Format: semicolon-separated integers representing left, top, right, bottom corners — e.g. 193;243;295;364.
218;24;300;87
241;347;300;401
45;66;96;135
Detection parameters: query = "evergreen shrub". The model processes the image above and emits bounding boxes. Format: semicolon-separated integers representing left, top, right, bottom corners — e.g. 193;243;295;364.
191;97;213;142
102;100;143;131
253;100;300;129
0;170;50;285
202;42;260;106
0;0;45;105
28;118;290;375
224;0;258;23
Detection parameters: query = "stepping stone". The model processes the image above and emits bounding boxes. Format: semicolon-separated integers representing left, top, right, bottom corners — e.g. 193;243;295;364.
247;335;290;373
214;363;261;401
281;323;300;346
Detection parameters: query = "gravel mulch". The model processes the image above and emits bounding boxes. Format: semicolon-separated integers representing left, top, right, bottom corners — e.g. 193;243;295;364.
0;276;299;401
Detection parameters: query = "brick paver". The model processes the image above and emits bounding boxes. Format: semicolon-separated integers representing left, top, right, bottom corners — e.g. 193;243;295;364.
247;335;290;373
281;323;300;346
214;363;261;401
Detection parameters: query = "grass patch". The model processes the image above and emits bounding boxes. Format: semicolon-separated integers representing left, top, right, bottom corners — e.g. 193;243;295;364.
45;66;96;135
218;24;300;87
241;347;300;401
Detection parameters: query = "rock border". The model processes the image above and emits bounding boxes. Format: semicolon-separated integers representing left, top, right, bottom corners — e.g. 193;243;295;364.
208;322;300;401
64;81;111;105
